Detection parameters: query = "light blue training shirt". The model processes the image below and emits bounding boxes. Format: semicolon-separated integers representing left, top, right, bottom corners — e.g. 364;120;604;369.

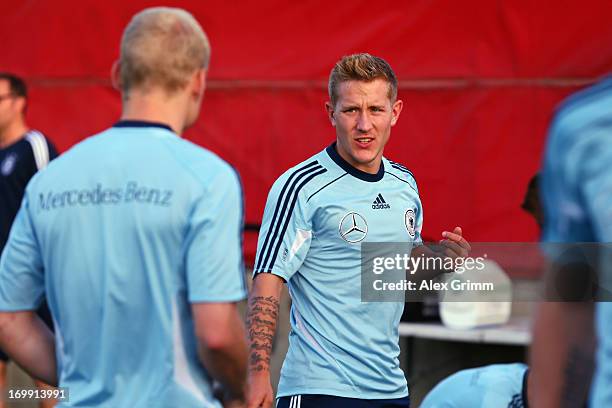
420;363;528;408
0;121;247;407
254;143;423;399
540;78;612;407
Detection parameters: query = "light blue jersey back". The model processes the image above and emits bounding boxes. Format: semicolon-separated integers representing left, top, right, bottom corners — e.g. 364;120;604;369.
540;78;612;407
254;143;423;399
420;363;528;408
0;122;247;407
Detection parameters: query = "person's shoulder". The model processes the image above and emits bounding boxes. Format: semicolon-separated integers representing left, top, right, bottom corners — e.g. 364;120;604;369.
274;150;326;180
171;137;226;165
169;138;238;186
26;129;56;148
41;127;108;164
22;130;57;168
34;130;59;158
556;78;612;117
24;129;50;144
269;148;335;197
549;78;612;145
384;157;418;190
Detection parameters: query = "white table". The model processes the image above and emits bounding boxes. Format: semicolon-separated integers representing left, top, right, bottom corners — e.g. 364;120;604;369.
398;316;531;346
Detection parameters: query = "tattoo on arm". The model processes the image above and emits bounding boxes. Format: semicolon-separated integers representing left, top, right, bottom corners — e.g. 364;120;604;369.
246;295;280;373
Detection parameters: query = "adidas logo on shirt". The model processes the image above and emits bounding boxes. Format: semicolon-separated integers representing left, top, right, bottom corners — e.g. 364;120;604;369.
372;193;390;209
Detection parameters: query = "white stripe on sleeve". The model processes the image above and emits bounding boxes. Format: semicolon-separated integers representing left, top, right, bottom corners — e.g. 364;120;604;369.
25;130;50;170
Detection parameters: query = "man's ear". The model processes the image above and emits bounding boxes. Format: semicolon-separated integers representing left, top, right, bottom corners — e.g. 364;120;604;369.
110;60;122;91
192;68;207;98
390;99;403;126
325;101;336;126
14;96;27;115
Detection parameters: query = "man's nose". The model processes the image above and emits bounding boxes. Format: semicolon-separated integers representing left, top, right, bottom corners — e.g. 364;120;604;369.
356;112;373;133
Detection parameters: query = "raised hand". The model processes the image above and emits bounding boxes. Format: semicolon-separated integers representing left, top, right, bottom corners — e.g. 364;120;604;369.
439;226;471;259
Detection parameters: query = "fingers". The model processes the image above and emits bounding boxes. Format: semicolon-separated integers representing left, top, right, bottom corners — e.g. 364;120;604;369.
439;227;471;258
441;227;471;252
247;392;273;408
439;239;464;257
246;400;261;408
441;230;463;243
246;396;261;408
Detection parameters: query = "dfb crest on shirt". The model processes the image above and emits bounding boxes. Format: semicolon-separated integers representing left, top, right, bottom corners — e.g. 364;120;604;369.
405;209;416;238
1;153;17;176
339;212;368;243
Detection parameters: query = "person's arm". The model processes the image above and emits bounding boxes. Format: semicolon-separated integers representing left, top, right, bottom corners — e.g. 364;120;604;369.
192;302;248;404
529;301;595;408
0;192;53;383
528;108;610;407
530;249;597;408
0;311;56;385
245;167;315;408
184;166;249;405
246;273;283;408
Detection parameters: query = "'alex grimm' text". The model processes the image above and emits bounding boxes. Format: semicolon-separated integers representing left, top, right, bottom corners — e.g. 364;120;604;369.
373;278;495;292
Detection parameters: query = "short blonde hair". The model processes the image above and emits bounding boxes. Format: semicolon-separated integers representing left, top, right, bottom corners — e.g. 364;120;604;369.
328;53;398;106
119;7;210;94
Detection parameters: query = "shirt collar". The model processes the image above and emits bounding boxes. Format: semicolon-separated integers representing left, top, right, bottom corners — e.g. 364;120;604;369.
113;120;174;133
325;142;385;182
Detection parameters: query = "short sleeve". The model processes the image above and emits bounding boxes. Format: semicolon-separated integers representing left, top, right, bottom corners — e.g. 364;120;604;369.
582;128;612;242
540;103;612;297
185;167;247;303
541;116;598;244
253;171;313;282
0;193;45;311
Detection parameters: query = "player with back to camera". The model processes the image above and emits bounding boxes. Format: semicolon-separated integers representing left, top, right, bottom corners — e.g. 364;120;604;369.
0;7;248;408
246;53;471;408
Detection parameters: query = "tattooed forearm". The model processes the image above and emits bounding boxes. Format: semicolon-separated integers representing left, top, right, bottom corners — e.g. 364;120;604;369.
246;295;280;373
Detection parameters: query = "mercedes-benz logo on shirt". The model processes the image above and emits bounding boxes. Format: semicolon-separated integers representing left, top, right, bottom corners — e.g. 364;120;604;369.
339;212;368;243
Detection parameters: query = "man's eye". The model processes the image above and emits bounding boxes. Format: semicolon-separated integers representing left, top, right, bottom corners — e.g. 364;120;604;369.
371;107;384;112
343;108;357;113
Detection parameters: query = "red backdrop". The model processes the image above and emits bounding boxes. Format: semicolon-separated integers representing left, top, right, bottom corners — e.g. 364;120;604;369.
3;1;612;268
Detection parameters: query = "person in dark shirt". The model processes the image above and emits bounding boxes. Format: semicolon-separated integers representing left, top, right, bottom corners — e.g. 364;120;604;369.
0;72;58;408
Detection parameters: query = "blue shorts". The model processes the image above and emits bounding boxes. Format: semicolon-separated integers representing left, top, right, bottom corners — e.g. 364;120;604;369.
277;395;410;408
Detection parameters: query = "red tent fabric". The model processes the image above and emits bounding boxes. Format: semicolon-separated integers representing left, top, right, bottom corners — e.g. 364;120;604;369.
3;1;612;270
